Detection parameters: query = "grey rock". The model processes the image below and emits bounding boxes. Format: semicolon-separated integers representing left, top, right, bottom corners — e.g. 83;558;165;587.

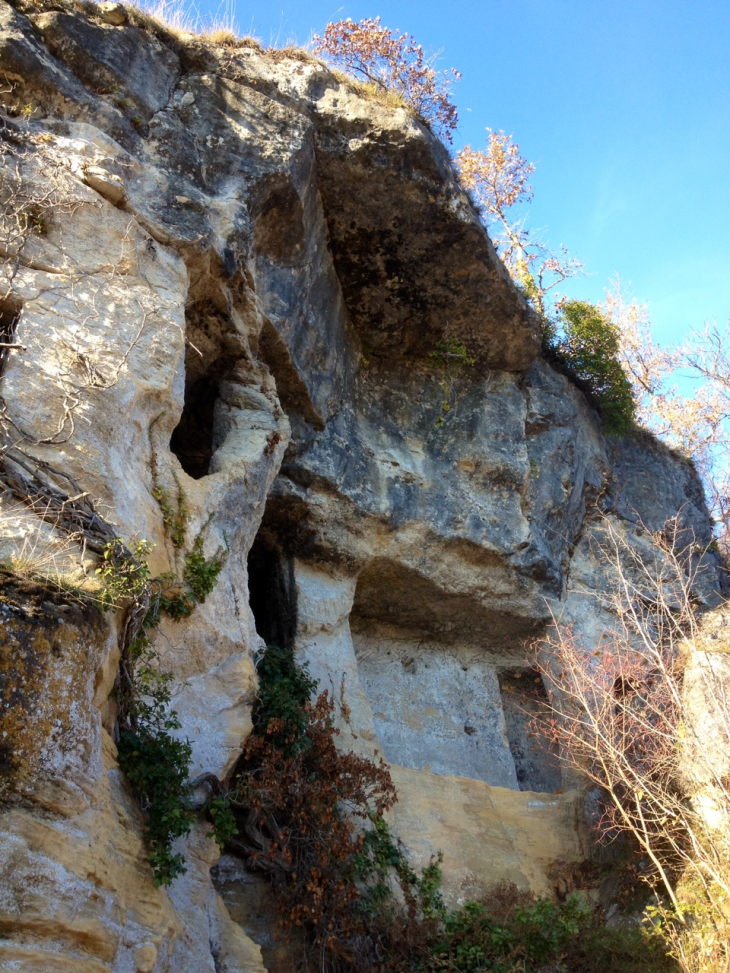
33;9;180;118
0;3;723;966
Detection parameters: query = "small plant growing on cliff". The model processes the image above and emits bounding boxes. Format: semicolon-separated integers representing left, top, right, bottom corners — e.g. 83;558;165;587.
150;443;189;550
182;525;228;603
313;18;460;141
427;339;475;427
95;537;152;606
151;481;189;550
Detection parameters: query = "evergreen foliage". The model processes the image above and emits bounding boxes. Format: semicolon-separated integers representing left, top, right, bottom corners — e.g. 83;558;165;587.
546;299;636;435
251;643;317;752
99;521;229;885
117;715;194;887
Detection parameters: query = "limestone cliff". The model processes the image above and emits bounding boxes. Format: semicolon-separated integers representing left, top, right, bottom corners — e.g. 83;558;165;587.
0;3;722;971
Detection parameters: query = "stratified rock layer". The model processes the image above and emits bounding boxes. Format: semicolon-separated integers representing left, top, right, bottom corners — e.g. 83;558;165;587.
0;3;722;970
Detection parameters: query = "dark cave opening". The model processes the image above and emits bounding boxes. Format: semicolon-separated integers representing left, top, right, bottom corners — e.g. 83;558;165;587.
247;529;297;649
0;296;23;379
169;295;243;480
169;373;220;480
498;667;562;792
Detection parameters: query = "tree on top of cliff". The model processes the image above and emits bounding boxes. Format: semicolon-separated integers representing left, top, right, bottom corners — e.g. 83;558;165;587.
549;299;636;436
313;18;460;142
455;130;583;316
455;132;637;434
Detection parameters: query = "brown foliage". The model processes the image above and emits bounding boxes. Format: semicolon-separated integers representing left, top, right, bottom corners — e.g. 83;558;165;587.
455;130;582;315
228;690;405;970
536;516;730;971
313;18;460;142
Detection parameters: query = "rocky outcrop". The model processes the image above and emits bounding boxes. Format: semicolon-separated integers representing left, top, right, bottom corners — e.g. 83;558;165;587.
0;3;722;970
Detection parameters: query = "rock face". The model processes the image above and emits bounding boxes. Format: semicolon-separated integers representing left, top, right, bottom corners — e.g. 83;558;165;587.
0;3;722;970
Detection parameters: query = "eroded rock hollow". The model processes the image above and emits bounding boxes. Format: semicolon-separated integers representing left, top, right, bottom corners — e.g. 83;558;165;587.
0;4;722;971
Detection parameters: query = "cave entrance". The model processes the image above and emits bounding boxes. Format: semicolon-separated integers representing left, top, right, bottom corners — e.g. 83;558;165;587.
170;373;219;479
169;296;244;479
498;668;561;792
247;527;297;649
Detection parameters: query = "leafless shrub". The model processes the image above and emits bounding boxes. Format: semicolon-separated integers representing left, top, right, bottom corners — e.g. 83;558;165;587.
536;515;730;971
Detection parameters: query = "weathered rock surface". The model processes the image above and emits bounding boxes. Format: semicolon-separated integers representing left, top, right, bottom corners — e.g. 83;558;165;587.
0;3;723;970
389;766;586;905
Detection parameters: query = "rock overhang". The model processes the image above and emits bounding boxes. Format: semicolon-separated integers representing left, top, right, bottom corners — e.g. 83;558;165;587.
0;4;725;969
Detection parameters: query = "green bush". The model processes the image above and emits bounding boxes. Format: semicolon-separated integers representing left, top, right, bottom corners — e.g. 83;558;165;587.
429;892;590;972
427;886;675;973
118;719;194;887
101;521;229;885
563;921;678;973
95;537;152;607
546;299;636;436
252;643;317;753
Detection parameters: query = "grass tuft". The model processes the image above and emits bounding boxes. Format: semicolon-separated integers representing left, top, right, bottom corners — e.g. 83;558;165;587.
0;502;101;602
127;0;263;48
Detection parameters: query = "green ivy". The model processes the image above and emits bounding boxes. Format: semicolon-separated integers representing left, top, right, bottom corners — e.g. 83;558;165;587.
183;529;228;604
151;482;189;550
206;794;240;849
118;722;194;887
100;520;229;886
353;813;411;911
156;523;229;620
418;854;446;921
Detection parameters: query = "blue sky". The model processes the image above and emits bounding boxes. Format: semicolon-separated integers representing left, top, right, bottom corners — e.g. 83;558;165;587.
194;0;730;346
